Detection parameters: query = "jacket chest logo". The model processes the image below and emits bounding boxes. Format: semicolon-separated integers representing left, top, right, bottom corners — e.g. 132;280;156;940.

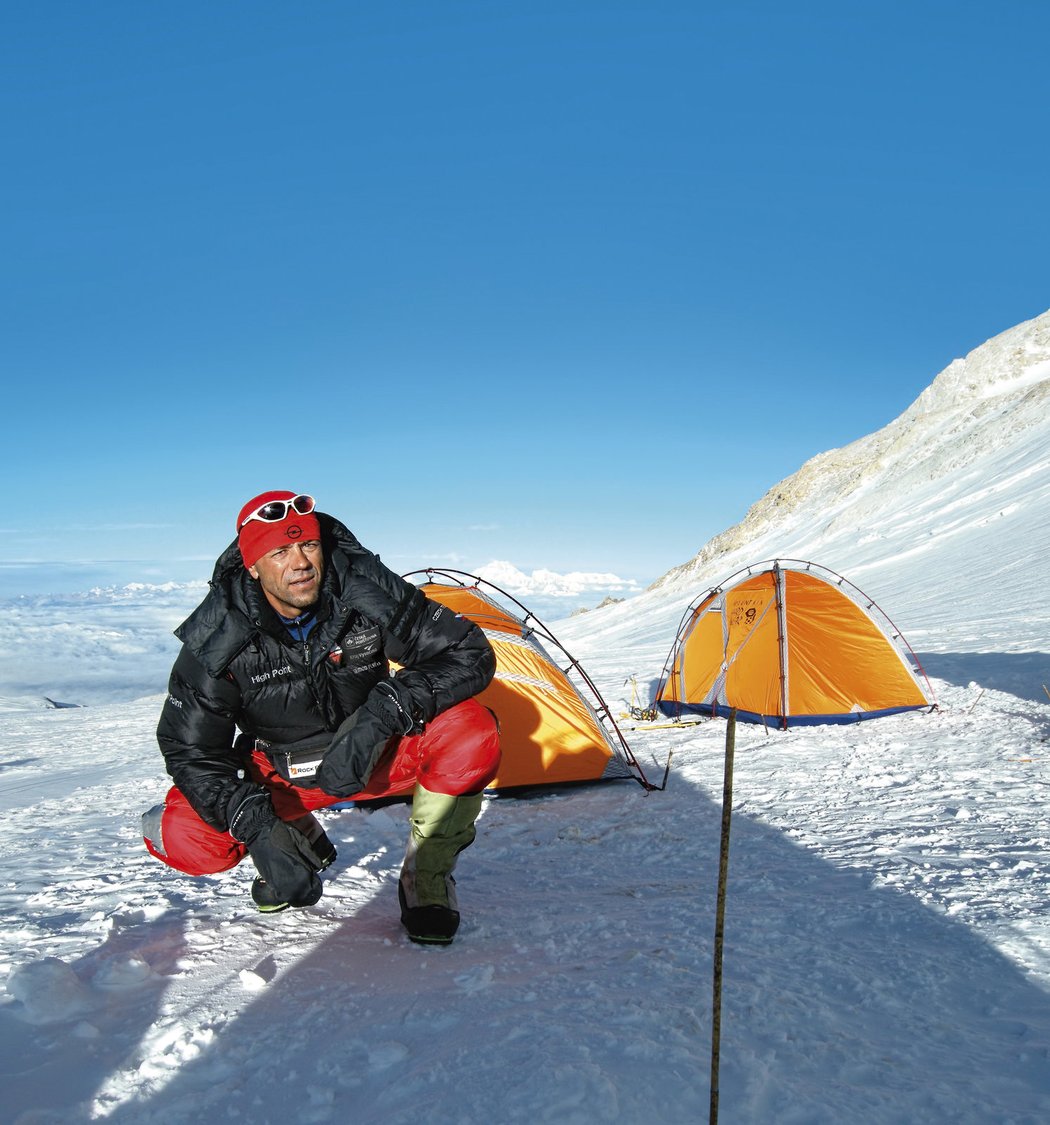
250;664;294;684
329;625;382;669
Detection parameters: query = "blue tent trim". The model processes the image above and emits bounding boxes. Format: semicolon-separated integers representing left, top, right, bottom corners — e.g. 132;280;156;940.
656;698;930;729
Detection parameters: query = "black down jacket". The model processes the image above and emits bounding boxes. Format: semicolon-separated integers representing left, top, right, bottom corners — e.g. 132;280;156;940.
156;513;495;831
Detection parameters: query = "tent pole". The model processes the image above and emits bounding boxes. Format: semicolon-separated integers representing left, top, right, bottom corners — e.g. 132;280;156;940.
710;708;737;1125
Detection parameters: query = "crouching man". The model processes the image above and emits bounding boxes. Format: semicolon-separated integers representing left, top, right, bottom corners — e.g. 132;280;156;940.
142;490;500;944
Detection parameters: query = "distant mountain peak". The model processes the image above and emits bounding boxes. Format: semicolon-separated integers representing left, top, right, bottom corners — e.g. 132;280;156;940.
476;560;640;599
910;307;1050;416
656;307;1050;590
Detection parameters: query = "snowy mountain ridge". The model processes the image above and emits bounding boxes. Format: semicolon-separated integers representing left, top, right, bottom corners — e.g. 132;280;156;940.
649;309;1050;636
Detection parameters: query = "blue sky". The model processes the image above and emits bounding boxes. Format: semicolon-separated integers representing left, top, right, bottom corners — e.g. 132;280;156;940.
2;1;1048;597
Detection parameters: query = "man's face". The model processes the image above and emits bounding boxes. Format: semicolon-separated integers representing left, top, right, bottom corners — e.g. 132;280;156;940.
249;539;324;618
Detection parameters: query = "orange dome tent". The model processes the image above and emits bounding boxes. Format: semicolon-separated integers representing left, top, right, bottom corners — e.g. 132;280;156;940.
655;560;935;729
404;570;657;791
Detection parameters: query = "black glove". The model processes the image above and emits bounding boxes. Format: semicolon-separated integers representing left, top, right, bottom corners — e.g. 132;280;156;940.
315;679;425;798
227;789;326;908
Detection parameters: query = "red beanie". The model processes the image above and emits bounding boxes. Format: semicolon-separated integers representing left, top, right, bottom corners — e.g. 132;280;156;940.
236;490;321;569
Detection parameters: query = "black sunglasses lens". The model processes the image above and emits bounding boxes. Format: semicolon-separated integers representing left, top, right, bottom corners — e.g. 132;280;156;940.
291;495;315;515
257;501;290;522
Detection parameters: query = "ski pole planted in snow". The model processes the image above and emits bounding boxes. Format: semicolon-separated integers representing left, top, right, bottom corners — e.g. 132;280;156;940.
710;708;736;1125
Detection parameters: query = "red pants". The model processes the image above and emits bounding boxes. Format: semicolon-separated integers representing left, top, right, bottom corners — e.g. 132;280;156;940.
144;699;500;877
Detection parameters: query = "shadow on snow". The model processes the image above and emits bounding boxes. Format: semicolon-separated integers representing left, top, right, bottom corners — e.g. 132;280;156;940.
85;774;1050;1125
919;651;1050;705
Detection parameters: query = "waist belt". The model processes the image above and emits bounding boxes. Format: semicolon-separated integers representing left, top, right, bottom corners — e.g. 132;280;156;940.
256;734;331;788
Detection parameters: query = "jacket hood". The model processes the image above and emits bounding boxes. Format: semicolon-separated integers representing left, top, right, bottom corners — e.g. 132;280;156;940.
175;512;372;675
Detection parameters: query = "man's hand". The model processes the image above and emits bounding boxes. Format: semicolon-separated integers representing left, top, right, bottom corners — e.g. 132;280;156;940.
315;679;424;798
228;789;326;908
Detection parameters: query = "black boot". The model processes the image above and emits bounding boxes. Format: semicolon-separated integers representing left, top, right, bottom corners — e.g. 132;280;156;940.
398;880;461;944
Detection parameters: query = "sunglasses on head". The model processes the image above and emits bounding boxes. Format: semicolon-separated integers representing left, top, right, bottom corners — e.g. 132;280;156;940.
238;494;316;531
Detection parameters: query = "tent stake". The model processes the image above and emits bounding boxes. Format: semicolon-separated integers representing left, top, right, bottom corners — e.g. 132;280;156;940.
710;708;736;1125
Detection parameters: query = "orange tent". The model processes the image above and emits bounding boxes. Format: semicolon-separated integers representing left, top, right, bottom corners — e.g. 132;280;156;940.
404;570;654;791
655;560;934;728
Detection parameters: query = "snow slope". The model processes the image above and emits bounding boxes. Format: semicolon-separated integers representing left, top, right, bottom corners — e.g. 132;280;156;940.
1;311;1049;1123
653;307;1050;647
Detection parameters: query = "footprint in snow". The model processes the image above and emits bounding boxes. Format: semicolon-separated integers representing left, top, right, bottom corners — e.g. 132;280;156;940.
454;963;495;993
367;1041;410;1069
